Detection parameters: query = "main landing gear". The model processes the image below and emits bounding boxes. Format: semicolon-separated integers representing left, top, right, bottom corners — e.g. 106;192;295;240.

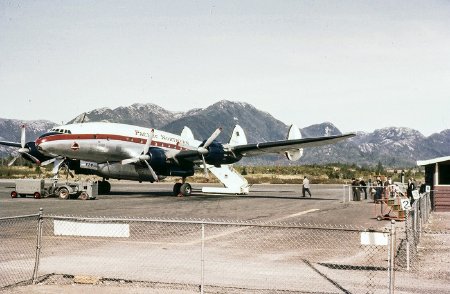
173;177;192;197
98;180;111;194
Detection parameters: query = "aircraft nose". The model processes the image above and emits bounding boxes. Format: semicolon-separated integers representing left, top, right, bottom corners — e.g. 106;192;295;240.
35;137;43;146
35;137;48;151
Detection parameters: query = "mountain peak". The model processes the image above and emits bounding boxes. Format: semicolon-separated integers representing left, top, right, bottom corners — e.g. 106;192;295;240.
1;101;449;167
301;122;342;138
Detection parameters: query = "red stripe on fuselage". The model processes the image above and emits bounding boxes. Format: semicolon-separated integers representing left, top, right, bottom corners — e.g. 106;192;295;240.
35;133;190;151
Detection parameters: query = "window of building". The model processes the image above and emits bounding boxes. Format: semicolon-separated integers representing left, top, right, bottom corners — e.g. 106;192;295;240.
438;163;450;185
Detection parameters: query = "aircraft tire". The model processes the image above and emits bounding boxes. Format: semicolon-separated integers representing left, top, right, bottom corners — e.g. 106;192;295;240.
180;183;192;196
98;181;111;194
58;187;70;200
173;183;182;196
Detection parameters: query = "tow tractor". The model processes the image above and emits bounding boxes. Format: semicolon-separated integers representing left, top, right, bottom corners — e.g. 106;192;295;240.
10;178;97;200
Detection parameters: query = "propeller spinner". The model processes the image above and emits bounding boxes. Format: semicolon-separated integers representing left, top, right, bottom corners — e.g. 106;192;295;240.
8;125;41;166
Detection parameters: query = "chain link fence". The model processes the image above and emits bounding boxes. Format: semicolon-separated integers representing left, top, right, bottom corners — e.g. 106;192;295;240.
394;192;450;293
0;213;40;290
1;193;449;293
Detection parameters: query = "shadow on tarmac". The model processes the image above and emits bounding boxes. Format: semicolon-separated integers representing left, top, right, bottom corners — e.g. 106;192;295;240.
104;190;339;201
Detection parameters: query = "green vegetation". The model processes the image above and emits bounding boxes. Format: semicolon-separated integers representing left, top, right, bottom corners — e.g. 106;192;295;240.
1;158;424;184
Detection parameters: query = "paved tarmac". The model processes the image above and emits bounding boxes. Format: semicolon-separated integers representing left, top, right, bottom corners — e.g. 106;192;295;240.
1;180;449;294
0;180;383;229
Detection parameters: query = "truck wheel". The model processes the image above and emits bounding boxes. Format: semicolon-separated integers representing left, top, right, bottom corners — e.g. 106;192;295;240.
180;183;192;196
58;187;70;200
11;191;17;198
79;192;88;200
33;192;41;199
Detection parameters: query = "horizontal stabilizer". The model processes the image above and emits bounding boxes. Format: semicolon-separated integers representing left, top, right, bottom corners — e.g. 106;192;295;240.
285;124;303;161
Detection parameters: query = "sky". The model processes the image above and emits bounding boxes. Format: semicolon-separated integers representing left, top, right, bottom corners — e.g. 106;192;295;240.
0;0;449;136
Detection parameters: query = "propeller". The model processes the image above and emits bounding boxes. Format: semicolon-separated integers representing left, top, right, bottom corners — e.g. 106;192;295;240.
41;157;57;166
198;128;222;177
8;125;41;166
121;129;158;181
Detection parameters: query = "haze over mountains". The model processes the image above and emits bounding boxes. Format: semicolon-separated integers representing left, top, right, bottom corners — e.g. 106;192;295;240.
1;100;449;167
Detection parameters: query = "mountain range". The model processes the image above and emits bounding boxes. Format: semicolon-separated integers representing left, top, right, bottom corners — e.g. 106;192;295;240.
1;100;449;167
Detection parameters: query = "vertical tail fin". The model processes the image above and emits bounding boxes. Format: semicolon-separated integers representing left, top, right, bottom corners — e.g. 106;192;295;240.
229;125;247;146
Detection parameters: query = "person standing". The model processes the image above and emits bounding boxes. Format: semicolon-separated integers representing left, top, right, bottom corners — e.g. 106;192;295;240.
302;176;312;197
407;178;416;202
351;178;359;201
360;178;367;200
375;176;383;202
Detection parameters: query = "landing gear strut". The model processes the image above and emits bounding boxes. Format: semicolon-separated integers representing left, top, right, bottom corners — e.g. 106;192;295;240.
173;177;192;196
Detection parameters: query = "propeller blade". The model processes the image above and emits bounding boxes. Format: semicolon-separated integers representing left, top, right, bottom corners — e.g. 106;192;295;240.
122;158;139;165
143;129;155;155
52;159;64;175
20;125;26;148
41;158;57;166
143;160;158;182
203;128;222;149
121;129;155;165
22;152;41;165
8;155;20;166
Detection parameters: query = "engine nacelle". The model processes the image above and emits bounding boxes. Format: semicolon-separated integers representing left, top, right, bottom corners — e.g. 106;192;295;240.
25;142;53;164
203;141;225;166
203;141;240;166
147;147;167;171
147;148;195;177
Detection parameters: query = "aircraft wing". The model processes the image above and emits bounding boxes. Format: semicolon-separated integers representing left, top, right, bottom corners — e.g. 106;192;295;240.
173;133;355;162
231;133;355;157
0;141;22;148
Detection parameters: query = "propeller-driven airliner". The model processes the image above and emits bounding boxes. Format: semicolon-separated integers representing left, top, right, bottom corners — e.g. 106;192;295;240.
1;122;355;196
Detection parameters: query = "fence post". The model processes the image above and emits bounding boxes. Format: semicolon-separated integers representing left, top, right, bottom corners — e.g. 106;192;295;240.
32;208;43;284
405;212;410;271
342;184;346;203
388;220;396;294
414;202;417;241
200;223;205;294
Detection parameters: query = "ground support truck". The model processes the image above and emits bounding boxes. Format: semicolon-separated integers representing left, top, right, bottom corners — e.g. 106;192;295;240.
10;179;97;200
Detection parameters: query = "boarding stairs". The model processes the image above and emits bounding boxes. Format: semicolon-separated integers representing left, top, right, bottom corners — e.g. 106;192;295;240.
202;165;250;195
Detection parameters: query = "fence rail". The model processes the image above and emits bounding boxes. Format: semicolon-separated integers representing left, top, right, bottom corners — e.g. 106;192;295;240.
1;192;448;293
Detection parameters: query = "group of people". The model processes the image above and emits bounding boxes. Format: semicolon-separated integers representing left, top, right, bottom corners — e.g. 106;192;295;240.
302;175;424;202
351;176;422;203
351;177;369;201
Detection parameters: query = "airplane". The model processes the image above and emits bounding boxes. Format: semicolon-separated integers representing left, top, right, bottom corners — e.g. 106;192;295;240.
1;122;355;196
